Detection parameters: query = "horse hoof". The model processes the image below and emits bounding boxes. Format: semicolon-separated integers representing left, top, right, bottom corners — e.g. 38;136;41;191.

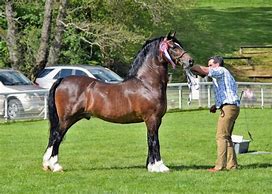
42;161;50;171
42;165;50;171
52;164;63;172
147;160;170;173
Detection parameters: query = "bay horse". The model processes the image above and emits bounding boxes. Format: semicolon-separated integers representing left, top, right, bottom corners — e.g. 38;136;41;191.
43;32;193;172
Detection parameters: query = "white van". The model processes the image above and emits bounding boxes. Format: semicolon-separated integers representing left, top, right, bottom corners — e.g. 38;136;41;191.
35;65;123;89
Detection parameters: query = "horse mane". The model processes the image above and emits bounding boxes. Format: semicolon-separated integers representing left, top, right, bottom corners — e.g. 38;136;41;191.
126;36;164;78
126;35;183;79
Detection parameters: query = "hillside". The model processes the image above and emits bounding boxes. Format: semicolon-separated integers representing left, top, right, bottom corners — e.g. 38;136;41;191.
225;47;272;82
166;0;272;82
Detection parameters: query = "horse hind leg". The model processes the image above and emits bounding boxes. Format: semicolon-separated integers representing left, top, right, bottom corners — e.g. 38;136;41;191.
49;130;66;172
42;125;56;171
43;127;67;172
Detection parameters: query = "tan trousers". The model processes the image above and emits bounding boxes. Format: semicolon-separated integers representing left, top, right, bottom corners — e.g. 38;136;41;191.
215;105;240;170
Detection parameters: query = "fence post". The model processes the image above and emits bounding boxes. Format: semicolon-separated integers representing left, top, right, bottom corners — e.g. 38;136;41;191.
179;85;182;109
207;85;211;108
44;94;48;120
261;87;264;109
198;89;201;107
4;95;8;122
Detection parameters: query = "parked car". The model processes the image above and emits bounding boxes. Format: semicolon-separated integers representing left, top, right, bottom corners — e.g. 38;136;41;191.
35;65;123;89
0;69;45;119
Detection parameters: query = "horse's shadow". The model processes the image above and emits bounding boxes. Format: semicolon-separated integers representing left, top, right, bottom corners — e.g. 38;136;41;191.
66;163;272;172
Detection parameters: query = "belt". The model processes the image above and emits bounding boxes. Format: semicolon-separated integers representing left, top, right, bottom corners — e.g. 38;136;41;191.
219;103;237;117
219;103;237;109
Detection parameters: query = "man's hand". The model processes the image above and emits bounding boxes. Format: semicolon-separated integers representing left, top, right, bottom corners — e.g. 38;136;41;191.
190;65;209;78
209;105;217;113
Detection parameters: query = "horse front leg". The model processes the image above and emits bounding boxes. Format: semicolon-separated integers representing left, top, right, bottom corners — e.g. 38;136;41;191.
145;117;169;173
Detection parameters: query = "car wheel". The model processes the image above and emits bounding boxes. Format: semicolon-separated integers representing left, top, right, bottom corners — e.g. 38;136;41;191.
8;99;24;119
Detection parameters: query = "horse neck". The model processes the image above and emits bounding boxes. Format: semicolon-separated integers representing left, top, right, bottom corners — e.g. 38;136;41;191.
136;55;169;89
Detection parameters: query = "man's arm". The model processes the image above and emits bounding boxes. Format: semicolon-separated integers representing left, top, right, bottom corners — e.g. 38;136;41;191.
190;65;209;77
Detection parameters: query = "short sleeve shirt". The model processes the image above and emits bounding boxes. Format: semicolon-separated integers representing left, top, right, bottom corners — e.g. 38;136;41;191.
208;67;240;108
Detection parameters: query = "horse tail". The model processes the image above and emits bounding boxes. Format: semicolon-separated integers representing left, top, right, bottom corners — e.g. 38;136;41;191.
48;78;63;144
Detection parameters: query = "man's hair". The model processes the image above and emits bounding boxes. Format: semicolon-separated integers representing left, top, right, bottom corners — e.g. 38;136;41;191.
208;56;224;67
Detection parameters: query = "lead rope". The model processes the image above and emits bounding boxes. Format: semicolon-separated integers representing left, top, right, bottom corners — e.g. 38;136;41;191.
240;91;254;141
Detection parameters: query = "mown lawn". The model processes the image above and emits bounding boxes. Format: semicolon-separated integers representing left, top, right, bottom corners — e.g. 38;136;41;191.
163;0;272;82
0;109;271;193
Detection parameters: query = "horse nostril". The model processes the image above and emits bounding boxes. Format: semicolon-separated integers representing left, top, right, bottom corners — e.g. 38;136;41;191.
189;59;194;66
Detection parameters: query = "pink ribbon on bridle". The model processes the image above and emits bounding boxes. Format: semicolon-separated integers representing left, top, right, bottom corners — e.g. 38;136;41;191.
159;39;176;69
159;39;187;69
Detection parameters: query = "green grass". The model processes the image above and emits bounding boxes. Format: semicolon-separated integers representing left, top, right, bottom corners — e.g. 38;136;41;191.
196;0;272;8
0;109;272;193
164;0;272;82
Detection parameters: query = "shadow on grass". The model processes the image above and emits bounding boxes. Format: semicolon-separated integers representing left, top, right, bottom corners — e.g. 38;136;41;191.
170;163;272;171
169;162;272;171
66;164;211;172
65;165;145;172
65;162;272;172
240;163;272;169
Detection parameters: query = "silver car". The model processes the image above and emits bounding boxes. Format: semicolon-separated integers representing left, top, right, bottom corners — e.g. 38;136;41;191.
0;69;46;119
34;65;123;89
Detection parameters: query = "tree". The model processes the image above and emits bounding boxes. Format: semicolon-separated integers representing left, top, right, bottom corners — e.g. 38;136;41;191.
1;0;196;79
58;0;175;74
33;0;53;79
4;0;21;69
46;0;67;67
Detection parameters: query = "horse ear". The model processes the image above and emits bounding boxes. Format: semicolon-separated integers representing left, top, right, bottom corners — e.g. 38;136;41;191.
166;31;176;39
166;31;172;39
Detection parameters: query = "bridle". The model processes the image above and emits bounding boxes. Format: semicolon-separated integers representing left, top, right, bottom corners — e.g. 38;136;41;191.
174;49;187;59
159;36;199;104
159;38;187;69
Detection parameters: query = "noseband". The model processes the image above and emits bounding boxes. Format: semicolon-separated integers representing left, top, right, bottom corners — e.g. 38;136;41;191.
176;50;187;59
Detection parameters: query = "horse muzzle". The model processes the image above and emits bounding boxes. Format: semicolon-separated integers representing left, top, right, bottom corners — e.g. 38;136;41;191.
177;58;194;69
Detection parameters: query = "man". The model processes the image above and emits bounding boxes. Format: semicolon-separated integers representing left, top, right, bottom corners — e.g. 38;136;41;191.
190;56;240;172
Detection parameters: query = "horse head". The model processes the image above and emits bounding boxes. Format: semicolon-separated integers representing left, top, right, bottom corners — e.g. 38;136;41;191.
159;32;194;70
159;32;198;95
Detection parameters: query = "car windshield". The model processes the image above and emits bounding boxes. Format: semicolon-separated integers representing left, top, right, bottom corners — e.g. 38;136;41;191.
0;71;32;86
36;68;54;78
88;68;123;82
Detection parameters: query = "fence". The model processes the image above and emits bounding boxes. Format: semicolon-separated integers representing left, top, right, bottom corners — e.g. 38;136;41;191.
0;82;272;122
0;89;48;122
167;82;272;110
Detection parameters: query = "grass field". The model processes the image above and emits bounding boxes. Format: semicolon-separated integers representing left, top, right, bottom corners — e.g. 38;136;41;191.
186;0;272;63
164;0;272;82
0;109;271;193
